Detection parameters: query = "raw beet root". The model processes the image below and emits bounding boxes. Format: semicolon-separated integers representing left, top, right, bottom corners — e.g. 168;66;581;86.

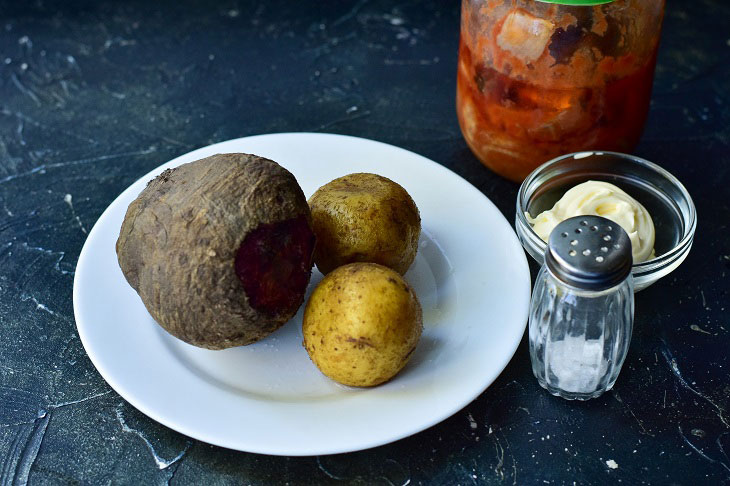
116;153;315;350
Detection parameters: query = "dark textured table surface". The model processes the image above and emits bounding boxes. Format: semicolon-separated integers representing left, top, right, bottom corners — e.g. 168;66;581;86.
1;0;729;484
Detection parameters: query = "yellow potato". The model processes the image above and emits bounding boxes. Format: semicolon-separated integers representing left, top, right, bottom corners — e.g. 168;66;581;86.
308;173;420;275
302;263;423;387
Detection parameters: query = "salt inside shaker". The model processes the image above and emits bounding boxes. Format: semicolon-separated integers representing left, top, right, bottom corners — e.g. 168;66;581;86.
529;216;634;400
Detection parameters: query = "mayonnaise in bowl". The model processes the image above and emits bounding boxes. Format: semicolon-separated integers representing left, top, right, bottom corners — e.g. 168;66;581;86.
525;180;655;263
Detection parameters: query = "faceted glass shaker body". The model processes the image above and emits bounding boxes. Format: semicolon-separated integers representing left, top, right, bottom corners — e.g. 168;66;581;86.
529;266;634;400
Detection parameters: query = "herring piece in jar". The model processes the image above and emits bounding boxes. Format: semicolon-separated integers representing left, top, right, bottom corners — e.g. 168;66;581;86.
496;9;555;63
526;181;655;263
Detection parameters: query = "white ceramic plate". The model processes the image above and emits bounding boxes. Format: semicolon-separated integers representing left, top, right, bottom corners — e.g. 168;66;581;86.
73;133;530;456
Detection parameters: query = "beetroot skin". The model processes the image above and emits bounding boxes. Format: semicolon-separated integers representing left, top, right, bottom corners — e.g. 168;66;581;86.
116;153;315;350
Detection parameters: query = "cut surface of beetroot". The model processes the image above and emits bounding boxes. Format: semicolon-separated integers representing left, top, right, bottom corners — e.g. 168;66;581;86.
235;215;315;316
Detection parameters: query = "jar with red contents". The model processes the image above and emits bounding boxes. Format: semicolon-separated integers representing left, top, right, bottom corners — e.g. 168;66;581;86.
456;0;665;182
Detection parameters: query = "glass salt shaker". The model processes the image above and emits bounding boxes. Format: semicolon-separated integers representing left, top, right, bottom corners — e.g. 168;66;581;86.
529;215;634;400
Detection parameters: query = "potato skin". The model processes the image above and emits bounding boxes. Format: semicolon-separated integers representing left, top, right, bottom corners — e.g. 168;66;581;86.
302;263;423;387
308;173;420;275
116;153;314;350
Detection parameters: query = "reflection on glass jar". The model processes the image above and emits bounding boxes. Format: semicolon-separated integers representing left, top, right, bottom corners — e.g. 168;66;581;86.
456;0;666;182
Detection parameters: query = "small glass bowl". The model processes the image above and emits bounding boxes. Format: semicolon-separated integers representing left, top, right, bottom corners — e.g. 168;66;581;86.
516;151;696;292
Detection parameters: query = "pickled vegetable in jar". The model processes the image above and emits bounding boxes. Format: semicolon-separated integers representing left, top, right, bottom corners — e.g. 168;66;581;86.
456;0;665;182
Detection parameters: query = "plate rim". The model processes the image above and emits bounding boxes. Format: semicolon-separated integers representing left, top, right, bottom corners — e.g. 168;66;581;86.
73;132;531;456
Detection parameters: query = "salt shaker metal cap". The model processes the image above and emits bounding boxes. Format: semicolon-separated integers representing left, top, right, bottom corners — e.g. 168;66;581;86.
546;216;632;291
529;216;635;401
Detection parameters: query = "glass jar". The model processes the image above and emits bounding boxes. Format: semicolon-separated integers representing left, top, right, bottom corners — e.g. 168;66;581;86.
456;0;666;182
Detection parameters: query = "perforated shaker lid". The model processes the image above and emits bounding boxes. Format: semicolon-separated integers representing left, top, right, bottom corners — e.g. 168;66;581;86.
545;216;632;291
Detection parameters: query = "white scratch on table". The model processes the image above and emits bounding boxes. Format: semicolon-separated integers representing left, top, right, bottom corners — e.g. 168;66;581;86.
9;410;51;486
662;347;729;427
0;107;97;145
384;57;440;66
102;37;137;51
678;426;730;472
16;119;25;146
380;458;411;486
701;290;710;310
493;434;505;480
717;431;730;464
332;0;369;27
314;110;372;132
49;390;111;409
63;194;87;234
613;390;653;436
0;147;156;185
317;456;347;480
28;296;56;316
115;405;191;470
10;73;41;106
18;242;74;276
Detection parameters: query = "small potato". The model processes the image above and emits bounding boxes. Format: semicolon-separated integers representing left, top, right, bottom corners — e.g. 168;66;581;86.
302;263;422;387
308;173;420;275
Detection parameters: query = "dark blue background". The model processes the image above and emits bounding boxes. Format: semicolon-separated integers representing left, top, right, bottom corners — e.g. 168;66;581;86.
0;0;728;483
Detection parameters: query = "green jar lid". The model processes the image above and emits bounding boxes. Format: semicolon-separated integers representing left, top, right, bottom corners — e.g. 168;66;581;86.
535;0;615;5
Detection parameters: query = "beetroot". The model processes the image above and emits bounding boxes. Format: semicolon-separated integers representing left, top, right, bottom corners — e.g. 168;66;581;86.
116;153;315;349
